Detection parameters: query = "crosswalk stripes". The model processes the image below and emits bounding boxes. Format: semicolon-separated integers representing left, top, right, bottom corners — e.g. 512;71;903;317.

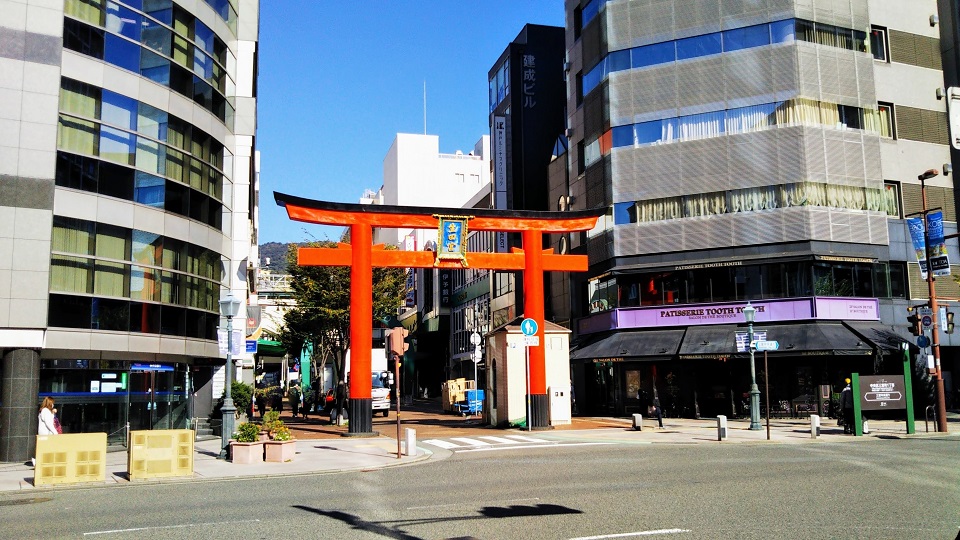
422;434;551;451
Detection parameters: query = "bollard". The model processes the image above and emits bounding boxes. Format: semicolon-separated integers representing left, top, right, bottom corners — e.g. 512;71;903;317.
862;420;869;434
632;414;644;431
403;427;417;456
810;414;820;438
717;415;728;441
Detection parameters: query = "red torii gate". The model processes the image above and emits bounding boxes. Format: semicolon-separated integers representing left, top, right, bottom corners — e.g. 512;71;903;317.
275;192;601;435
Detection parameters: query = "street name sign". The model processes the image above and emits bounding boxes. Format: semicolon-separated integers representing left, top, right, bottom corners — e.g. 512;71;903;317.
754;340;779;351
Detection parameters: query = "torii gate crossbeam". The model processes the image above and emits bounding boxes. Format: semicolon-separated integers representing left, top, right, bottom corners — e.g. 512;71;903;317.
275;192;601;435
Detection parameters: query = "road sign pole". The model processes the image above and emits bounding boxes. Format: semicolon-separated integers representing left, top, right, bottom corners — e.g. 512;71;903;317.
764;350;770;441
525;344;531;432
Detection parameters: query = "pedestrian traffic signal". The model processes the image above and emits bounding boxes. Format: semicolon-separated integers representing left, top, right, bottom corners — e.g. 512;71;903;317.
907;312;922;336
947;311;955;334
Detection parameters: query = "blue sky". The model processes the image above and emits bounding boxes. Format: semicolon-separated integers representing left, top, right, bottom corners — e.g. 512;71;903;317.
256;2;565;243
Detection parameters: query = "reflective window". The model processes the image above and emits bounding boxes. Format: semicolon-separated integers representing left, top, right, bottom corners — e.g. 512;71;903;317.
101;90;137;130
195;21;215;56
632;41;674;69
104;33;140;72
676;33;722;60
141;18;171;56
99;126;136;165
770;20;795;43
723;24;770;52
143;0;172;25
106;2;141;41
140;49;171;84
137;103;168;140
608;49;630;73
134;173;166;207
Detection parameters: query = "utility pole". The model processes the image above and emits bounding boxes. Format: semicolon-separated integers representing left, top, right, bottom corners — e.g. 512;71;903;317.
918;168;949;433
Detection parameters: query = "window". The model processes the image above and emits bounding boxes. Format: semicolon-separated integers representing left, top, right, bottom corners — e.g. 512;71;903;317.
632;41;674;69
882;181;901;217
573;5;582;40
877;102;894;138
723;24;770;52
870;26;888;62
676;33;722;60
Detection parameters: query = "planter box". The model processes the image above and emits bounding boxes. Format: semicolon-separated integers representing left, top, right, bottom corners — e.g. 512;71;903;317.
230;441;264;464
264;439;296;462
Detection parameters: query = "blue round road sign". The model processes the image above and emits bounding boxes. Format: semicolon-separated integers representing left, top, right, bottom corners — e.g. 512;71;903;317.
917;335;930;348
521;318;538;336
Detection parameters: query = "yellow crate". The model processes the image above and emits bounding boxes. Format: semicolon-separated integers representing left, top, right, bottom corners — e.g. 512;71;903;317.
127;429;195;480
34;433;107;486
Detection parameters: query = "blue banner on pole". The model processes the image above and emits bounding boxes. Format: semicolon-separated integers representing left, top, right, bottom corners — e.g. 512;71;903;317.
926;211;951;277
907;217;929;279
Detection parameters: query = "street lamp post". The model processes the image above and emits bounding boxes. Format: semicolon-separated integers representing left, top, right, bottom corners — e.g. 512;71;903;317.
918;168;949;433
743;302;762;430
218;294;242;459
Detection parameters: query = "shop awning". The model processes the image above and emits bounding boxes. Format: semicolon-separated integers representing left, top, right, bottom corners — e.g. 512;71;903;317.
767;323;873;355
257;339;286;356
679;323;874;358
570;330;685;360
843;322;910;352
678;325;738;359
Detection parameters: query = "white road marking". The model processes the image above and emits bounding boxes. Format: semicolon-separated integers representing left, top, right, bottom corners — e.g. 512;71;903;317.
84;519;261;536
505;434;550;443
457;441;616;453
421;439;460;449
569;528;691;539
450;437;492;446
477;435;522;444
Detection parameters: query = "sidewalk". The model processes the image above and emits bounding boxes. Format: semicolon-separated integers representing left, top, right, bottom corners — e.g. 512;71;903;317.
0;410;954;493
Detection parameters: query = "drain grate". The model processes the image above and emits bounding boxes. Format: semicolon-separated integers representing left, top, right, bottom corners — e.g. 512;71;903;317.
0;497;53;506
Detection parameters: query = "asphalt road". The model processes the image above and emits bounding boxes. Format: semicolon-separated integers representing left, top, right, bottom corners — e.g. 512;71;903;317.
1;437;957;540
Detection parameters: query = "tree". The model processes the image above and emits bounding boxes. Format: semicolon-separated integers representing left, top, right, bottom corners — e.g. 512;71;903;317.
275;241;406;404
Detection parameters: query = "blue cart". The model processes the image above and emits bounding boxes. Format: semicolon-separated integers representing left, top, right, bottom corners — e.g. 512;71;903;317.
454;389;484;416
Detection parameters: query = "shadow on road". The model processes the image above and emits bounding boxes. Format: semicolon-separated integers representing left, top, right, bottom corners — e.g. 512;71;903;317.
292;502;582;539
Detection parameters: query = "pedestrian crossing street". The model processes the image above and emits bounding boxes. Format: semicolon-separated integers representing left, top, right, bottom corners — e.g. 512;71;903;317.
421;434;553;452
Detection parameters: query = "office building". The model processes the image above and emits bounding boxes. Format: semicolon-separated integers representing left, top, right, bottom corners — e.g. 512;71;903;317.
561;0;955;417
0;0;259;461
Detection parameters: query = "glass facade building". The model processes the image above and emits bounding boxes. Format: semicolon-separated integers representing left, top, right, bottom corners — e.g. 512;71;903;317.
0;0;259;461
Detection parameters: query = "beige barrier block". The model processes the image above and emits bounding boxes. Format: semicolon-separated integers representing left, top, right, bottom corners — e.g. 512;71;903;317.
128;429;194;480
35;433;107;487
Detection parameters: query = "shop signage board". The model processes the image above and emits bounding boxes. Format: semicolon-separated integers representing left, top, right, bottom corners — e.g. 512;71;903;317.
859;375;906;411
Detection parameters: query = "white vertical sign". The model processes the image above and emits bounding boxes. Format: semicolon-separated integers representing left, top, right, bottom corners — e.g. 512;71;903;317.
948;87;960;150
493;115;508;253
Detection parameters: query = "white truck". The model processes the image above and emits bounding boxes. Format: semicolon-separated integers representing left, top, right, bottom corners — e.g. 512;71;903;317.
341;348;392;417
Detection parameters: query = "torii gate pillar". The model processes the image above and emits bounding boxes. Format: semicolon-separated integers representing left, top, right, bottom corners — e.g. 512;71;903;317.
522;229;549;427
347;222;374;434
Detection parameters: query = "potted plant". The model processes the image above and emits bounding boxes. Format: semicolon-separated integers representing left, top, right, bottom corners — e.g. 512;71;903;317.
230;422;264;464
260;410;281;441
264;422;296;462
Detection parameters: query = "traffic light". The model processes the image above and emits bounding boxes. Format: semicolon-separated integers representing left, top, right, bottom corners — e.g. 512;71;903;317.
947;311;955;334
906;310;921;336
388;328;409;357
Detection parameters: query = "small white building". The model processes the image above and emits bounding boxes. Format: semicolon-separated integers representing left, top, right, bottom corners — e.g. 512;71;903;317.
485;318;572;428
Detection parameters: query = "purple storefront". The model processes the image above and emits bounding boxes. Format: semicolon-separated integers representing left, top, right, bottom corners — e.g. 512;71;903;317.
570;297;907;419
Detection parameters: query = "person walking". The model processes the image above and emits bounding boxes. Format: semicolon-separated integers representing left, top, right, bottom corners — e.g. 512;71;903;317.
32;397;59;466
38;397;58;436
840;378;854;434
